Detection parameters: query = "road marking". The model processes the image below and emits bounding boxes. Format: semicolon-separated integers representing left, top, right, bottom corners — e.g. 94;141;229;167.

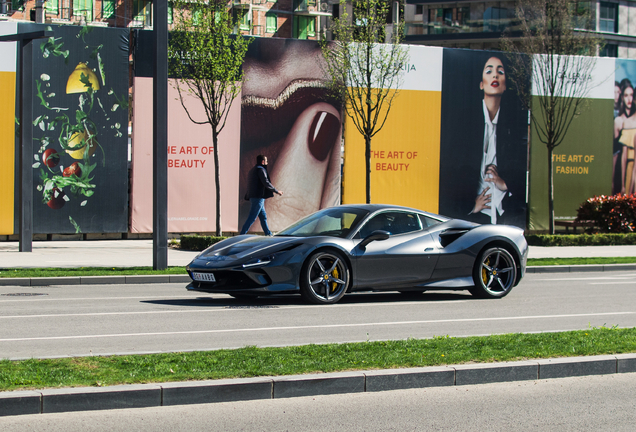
589;282;636;285
1;311;634;342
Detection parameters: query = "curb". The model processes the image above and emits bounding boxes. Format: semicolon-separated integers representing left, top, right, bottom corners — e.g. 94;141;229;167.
1;264;635;287
2;354;636;417
0;274;192;286
525;263;636;273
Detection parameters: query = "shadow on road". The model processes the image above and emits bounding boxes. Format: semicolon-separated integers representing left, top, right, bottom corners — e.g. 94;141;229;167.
141;290;473;308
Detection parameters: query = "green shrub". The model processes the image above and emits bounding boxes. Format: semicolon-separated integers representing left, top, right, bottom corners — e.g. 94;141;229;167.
576;194;636;233
526;233;636;246
179;235;227;251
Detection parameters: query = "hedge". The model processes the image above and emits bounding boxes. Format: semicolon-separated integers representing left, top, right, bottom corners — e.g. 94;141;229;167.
179;235;227;251
525;233;636;246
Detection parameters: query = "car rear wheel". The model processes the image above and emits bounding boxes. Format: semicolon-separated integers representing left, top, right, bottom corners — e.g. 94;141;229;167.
470;247;517;299
300;250;349;304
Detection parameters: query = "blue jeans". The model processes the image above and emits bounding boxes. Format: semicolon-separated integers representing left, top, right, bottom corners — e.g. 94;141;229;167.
240;198;272;235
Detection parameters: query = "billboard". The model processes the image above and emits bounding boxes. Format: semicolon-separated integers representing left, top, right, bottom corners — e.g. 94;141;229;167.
130;30;241;233
342;45;443;214
239;38;342;232
439;50;529;229
0;22;17;235
18;23;130;234
528;56;615;230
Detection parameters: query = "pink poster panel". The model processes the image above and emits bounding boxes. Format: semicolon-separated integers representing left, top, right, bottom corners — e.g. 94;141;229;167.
130;77;240;233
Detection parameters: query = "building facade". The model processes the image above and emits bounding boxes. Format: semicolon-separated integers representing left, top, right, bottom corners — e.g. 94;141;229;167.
403;1;636;58
1;0;335;40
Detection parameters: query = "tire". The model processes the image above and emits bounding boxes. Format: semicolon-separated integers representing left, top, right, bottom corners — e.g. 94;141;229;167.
300;250;350;304
470;247;517;299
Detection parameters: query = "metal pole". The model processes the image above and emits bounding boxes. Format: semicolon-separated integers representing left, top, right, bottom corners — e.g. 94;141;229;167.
19;39;33;252
153;0;168;269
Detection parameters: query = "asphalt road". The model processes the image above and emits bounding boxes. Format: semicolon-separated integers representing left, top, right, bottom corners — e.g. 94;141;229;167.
2;373;635;431
1;270;635;360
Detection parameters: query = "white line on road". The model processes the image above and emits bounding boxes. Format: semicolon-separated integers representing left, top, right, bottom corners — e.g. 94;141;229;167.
1;311;633;342
589;282;636;285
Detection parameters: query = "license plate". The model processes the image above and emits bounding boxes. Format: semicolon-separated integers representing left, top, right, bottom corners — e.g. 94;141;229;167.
192;272;216;282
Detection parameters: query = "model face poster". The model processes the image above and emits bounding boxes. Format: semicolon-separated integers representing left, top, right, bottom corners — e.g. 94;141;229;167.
439;49;529;229
22;23;130;234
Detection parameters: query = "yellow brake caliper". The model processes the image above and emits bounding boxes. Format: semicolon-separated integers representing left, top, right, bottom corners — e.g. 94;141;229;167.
331;266;339;292
482;257;490;284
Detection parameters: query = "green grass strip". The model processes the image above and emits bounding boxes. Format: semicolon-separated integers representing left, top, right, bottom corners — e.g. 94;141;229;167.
527;257;636;266
0;267;187;278
1;257;636;278
1;326;635;392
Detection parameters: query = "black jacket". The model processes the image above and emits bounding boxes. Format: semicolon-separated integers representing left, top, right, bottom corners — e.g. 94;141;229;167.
439;101;527;228
245;165;278;199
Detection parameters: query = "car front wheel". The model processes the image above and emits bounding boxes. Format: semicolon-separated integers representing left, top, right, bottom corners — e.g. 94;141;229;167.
470;247;517;299
300;251;349;304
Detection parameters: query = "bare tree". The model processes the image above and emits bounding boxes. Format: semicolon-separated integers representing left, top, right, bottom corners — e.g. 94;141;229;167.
501;0;601;233
321;0;409;203
168;0;251;236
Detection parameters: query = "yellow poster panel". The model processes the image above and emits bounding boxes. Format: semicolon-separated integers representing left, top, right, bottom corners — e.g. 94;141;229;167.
0;71;16;234
342;89;441;213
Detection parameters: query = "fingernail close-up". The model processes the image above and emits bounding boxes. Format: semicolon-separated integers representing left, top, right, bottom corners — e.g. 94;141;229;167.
308;111;340;162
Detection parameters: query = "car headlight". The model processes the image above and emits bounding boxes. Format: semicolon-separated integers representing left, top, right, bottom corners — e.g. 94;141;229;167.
242;255;275;268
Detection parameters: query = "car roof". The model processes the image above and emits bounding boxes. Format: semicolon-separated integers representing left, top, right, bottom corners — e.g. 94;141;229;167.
332;204;449;221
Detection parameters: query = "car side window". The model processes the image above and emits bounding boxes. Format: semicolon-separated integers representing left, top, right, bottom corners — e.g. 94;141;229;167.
419;214;443;229
357;212;421;238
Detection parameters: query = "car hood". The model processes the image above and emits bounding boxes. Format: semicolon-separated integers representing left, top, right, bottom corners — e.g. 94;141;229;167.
197;235;300;261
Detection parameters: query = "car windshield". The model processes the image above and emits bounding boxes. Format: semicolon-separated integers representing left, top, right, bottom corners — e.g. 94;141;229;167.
277;208;369;238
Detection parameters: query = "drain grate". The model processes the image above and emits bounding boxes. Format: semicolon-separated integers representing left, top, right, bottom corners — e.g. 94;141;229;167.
1;293;48;296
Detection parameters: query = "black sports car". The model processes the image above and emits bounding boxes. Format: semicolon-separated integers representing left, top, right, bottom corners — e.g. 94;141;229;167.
186;204;528;304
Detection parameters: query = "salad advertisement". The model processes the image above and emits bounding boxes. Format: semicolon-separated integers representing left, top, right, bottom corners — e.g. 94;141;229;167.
20;23;129;234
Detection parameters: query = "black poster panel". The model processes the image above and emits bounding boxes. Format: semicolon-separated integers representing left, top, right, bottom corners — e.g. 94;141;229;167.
438;49;528;228
19;23;130;234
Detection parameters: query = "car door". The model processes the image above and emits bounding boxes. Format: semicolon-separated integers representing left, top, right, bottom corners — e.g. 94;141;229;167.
352;211;440;290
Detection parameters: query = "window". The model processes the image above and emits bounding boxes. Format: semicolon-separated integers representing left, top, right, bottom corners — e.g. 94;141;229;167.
102;0;114;19
133;0;151;26
428;7;469;34
294;16;315;39
415;5;423;15
233;8;250;31
484;7;507;32
600;43;618;57
266;12;277;33
46;0;58;15
73;0;93;21
418;214;443;228
600;2;618;33
357;212;422;238
573;1;595;30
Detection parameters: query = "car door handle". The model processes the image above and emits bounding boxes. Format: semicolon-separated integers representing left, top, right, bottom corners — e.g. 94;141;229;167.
425;248;434;251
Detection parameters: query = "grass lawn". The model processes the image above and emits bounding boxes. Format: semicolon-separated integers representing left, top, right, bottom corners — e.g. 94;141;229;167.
1;257;635;278
1;326;634;392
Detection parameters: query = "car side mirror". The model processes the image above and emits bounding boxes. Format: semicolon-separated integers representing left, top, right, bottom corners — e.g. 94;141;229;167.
359;230;390;249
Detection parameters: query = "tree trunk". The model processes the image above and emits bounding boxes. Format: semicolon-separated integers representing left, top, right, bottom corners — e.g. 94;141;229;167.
548;145;554;235
212;127;222;236
365;134;371;204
